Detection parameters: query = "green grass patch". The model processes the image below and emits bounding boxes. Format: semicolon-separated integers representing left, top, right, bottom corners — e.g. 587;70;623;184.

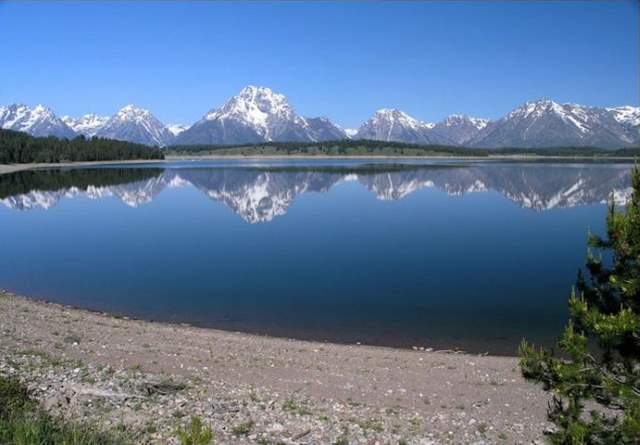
174;417;213;445
0;375;128;444
231;420;254;436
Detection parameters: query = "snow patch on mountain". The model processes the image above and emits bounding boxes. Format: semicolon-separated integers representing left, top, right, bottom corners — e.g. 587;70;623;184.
167;124;189;137
607;106;640;127
0;104;76;138
343;128;358;138
61;114;109;137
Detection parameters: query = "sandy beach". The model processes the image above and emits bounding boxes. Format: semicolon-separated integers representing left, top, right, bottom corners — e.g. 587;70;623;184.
0;290;550;444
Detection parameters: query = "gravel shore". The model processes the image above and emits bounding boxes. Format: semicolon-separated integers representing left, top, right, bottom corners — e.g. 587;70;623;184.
0;290;551;444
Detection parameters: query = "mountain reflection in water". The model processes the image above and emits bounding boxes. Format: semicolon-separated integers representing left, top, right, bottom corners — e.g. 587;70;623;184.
1;162;632;223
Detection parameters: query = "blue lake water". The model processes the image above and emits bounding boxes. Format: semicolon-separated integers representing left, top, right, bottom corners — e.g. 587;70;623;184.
0;159;633;354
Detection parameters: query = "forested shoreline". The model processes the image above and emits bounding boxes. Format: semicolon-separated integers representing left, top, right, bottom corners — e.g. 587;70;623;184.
1;129;638;163
0;129;164;164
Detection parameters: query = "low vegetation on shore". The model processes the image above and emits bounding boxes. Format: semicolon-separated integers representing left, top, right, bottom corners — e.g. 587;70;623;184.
0;129;164;164
168;139;640;158
0;375;124;445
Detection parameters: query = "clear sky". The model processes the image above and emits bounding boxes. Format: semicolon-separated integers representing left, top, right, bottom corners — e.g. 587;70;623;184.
0;1;637;127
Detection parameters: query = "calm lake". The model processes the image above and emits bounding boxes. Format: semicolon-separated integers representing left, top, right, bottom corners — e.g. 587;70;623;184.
0;159;634;354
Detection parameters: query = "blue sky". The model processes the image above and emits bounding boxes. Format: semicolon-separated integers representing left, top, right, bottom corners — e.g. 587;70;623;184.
0;1;637;127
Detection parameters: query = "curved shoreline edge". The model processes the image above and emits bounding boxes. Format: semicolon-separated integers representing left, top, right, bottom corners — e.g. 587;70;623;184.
1;290;505;358
0;289;550;443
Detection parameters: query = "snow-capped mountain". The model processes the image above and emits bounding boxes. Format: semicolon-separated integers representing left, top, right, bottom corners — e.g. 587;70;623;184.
470;100;637;149
0;104;76;139
174;86;346;145
355;109;447;144
61;113;109;137
166;124;189;137
2;93;638;149
432;114;490;145
95;105;175;146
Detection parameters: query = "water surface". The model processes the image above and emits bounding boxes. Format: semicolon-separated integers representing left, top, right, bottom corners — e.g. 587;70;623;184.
0;159;633;354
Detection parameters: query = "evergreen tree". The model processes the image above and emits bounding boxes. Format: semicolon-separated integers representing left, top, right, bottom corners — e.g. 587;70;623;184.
519;166;640;444
0;129;164;164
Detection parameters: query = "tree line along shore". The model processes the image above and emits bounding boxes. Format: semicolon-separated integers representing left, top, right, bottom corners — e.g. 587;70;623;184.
1;128;639;165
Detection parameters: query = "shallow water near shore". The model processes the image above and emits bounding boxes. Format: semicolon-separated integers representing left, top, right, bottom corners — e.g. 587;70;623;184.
0;159;634;354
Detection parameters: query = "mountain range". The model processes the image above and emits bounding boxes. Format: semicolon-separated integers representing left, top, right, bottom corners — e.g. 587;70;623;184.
1;86;638;148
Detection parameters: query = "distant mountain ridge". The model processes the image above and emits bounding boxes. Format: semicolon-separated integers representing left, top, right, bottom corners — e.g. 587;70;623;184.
2;87;638;148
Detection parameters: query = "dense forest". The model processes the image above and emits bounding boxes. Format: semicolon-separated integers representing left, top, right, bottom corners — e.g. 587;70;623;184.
0;129;164;164
169;139;640;157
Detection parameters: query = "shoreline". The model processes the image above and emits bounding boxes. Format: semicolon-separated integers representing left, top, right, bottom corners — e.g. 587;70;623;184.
166;153;638;161
0;159;166;176
0;153;636;176
0;289;551;443
2;290;515;357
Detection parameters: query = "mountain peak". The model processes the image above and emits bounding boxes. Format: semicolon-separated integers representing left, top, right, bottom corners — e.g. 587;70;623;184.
115;104;153;119
371;108;424;128
32;104;53;114
374;108;410;117
203;86;297;137
508;99;568;120
356;108;442;143
177;86;345;145
238;85;276;97
233;86;290;109
97;105;173;146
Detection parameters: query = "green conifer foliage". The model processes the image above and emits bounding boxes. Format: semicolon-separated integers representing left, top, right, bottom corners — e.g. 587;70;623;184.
520;166;640;444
